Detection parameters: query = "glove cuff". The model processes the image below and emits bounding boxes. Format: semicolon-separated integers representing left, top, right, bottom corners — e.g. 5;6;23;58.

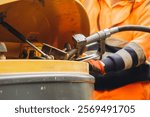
88;60;105;75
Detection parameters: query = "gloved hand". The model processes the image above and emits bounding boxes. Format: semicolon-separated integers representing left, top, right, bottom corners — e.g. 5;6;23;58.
87;59;105;75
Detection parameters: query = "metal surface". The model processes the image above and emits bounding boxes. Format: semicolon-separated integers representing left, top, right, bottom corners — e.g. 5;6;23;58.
76;53;100;61
72;34;87;58
0;0;90;49
0;42;7;52
42;43;68;60
0;73;94;100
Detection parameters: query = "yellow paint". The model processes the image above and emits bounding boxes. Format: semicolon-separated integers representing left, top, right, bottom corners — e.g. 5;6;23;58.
0;60;89;74
0;0;18;5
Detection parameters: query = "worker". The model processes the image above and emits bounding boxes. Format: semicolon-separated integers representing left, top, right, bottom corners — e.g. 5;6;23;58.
79;0;150;99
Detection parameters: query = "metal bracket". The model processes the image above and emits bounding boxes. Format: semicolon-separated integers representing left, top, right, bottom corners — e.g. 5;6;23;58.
98;29;111;59
72;34;87;58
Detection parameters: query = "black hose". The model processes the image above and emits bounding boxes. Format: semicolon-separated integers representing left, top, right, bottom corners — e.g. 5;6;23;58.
115;25;150;34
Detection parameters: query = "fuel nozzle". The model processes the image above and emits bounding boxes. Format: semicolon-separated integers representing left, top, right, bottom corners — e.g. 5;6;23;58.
71;25;150;61
69;29;112;59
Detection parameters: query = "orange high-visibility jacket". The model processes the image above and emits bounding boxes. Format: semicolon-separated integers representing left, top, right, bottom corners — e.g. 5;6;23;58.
79;0;150;100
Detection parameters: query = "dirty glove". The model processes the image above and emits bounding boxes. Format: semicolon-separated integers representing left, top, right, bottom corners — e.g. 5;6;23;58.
87;60;105;75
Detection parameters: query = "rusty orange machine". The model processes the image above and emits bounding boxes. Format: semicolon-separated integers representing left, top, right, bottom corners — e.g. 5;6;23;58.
0;0;95;100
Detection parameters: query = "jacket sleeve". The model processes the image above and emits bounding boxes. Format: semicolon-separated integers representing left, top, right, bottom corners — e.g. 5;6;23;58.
101;4;150;73
78;0;101;33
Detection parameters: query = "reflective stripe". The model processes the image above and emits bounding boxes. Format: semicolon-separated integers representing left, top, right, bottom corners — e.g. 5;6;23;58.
124;46;138;67
127;42;146;66
116;49;133;70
